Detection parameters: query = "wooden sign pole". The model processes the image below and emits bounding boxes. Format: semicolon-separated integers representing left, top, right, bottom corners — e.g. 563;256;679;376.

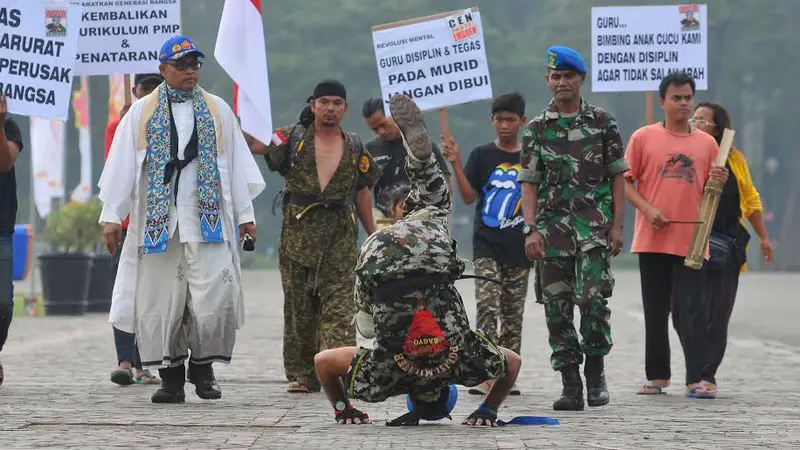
645;92;654;125
123;74;132;104
684;128;735;269
439;109;452;143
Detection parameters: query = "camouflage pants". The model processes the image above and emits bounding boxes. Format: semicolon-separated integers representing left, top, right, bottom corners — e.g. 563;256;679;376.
344;284;507;403
280;256;356;384
535;247;614;371
473;257;530;354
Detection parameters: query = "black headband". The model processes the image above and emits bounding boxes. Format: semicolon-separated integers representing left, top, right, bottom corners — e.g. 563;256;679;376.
312;79;346;100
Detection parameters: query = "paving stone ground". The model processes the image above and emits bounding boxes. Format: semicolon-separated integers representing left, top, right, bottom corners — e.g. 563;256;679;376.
2;269;799;449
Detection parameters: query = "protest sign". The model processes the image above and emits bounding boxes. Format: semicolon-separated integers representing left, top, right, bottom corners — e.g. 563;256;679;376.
0;0;82;120
591;4;708;93
372;7;493;113
71;0;181;76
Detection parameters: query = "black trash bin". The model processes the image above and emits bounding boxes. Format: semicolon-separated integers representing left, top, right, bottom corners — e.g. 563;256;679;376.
86;254;113;313
38;253;93;316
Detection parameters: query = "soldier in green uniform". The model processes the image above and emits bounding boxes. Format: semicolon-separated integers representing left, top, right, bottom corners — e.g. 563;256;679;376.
247;80;380;393
517;46;628;411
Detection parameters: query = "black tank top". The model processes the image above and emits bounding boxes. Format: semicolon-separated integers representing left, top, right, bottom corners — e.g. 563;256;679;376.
711;161;741;237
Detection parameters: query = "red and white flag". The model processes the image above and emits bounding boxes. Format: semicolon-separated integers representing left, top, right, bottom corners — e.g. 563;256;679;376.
214;0;273;146
271;129;287;146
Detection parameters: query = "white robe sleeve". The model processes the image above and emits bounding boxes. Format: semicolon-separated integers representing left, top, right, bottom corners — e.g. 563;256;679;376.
219;100;266;225
98;104;140;225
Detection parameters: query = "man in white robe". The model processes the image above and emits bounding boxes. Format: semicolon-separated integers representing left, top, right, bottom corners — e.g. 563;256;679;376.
98;35;266;404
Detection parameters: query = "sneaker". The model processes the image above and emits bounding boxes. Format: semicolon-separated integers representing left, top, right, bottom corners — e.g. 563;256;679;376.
388;95;432;160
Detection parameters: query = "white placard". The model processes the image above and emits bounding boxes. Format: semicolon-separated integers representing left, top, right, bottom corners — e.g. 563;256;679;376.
372;7;492;112
71;0;181;76
0;0;82;120
591;4;708;92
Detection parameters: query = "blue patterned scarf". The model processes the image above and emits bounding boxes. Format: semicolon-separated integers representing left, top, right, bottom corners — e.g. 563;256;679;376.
143;83;223;255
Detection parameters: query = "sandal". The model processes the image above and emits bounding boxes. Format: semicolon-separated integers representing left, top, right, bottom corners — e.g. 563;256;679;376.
134;370;161;385
637;380;670;395
286;381;311;393
685;383;716;399
110;368;135;386
701;380;718;395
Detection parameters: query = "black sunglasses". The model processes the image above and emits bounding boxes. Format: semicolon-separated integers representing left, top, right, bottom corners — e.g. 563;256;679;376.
166;59;202;71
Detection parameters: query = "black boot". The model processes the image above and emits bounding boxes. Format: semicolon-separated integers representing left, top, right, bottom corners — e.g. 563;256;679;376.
553;365;584;411
585;356;610;407
187;361;222;400
151;364;186;404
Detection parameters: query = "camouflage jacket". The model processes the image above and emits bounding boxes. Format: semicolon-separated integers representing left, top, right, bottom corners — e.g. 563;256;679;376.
264;123;381;268
354;150;464;314
517;98;628;257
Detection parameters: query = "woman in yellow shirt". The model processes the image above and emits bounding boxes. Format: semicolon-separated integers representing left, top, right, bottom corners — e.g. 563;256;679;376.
691;102;775;395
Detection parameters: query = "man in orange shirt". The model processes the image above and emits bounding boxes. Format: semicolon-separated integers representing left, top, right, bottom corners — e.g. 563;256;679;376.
106;73;163;386
624;72;728;399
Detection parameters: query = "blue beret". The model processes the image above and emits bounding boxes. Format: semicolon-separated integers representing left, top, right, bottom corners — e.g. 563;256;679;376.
159;35;205;63
546;46;586;74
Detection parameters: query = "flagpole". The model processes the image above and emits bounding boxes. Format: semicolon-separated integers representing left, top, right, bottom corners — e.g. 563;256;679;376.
28;149;37;309
84;75;92;198
59;117;67;210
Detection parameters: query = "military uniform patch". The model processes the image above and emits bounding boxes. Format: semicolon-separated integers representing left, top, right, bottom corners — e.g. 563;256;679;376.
359;155;370;174
520;151;532;168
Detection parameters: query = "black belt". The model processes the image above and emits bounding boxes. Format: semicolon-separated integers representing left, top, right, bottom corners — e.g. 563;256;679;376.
286;193;354;220
372;274;451;303
372;273;502;304
286;193;353;208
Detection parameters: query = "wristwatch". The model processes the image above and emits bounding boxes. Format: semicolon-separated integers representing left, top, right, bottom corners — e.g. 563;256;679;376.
522;224;536;236
334;400;349;412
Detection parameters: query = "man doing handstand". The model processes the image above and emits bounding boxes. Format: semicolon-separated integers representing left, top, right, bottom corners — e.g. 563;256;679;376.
313;95;522;427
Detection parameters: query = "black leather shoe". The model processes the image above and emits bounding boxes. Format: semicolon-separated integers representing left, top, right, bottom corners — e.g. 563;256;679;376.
553;365;585;411
187;361;222;400
152;365;186;404
585;356;610;407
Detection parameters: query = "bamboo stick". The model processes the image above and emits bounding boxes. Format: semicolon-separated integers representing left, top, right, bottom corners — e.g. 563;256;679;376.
684;128;735;269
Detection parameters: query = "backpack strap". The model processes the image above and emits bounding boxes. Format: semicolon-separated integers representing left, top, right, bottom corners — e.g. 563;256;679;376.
271;124;309;216
348;132;364;193
288;124;307;169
